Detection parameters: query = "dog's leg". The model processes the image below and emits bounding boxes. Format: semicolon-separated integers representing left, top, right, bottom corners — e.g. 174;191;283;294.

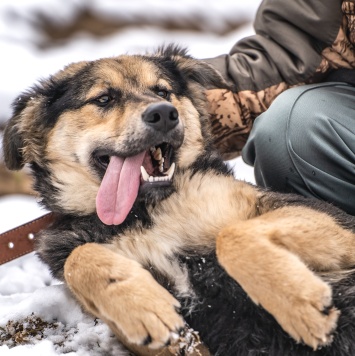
63;243;184;354
216;206;355;349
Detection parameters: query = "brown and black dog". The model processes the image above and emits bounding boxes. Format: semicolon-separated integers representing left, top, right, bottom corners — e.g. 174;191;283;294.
3;46;355;356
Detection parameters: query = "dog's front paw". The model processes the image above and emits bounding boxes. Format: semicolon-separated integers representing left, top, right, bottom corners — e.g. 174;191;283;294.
64;244;184;350
100;268;184;349
276;278;339;350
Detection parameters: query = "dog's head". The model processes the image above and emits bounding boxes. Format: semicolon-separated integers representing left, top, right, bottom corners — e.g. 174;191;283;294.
3;45;226;225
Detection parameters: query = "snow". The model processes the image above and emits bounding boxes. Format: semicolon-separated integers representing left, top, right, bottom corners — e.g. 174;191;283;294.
0;285;127;355
0;0;258;354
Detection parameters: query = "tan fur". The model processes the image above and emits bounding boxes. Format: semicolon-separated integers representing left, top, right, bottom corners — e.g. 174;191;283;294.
17;98;47;165
64;243;184;354
63;169;355;352
52;61;90;81
113;175;256;265
6;53;355;354
109;174;355;350
43;56;186;214
215;206;355;349
108;175;258;299
174;98;205;168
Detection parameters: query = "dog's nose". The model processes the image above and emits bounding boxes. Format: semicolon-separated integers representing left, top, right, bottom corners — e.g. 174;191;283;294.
142;103;179;133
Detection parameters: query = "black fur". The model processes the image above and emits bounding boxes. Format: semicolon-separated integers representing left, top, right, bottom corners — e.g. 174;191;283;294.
36;148;355;356
171;253;355;356
5;46;355;355
36;202;152;280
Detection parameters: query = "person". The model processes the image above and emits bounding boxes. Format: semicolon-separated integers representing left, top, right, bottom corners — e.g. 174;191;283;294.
204;0;355;215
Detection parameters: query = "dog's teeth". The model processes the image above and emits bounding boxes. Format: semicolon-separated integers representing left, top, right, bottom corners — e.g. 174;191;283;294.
154;148;162;161
159;158;165;173
140;166;150;182
141;163;175;183
166;162;176;179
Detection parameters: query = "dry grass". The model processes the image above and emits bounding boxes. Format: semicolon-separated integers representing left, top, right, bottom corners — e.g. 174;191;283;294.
0;314;58;346
0;163;34;196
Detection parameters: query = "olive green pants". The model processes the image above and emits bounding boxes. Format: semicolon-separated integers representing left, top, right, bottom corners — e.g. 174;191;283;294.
242;83;355;215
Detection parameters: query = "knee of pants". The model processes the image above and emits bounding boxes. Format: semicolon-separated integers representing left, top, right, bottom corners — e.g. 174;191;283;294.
242;87;302;191
242;83;355;215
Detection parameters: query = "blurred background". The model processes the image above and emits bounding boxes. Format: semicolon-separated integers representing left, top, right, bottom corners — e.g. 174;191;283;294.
0;0;259;229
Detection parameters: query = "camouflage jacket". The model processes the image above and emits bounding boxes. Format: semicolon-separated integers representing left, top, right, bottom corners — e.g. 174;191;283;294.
205;0;355;160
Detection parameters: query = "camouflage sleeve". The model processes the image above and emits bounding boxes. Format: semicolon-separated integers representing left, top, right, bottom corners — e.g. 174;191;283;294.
204;0;343;160
206;83;289;161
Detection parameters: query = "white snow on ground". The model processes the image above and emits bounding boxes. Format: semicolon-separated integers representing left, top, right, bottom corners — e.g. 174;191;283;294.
0;1;259;354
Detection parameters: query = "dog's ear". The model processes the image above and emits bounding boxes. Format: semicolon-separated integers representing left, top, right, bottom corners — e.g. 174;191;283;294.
178;57;233;90
156;44;233;90
3;60;89;171
3;90;41;170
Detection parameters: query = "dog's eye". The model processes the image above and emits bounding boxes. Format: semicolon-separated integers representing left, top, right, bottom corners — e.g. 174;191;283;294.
95;95;112;106
155;89;170;100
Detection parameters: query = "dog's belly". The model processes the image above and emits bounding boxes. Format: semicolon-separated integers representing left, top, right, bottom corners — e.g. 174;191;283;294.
160;253;355;356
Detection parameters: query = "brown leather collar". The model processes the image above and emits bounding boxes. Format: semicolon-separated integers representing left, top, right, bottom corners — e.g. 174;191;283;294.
0;212;56;265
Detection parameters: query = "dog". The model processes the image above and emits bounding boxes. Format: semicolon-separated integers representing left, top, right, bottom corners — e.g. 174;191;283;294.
3;45;355;356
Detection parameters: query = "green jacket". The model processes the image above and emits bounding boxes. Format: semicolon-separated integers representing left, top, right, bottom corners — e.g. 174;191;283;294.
205;0;355;160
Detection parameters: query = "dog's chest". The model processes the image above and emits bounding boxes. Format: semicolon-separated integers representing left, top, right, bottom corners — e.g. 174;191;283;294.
148;252;246;307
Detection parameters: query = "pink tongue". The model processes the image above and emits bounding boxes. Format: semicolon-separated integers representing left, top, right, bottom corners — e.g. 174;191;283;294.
96;152;145;225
